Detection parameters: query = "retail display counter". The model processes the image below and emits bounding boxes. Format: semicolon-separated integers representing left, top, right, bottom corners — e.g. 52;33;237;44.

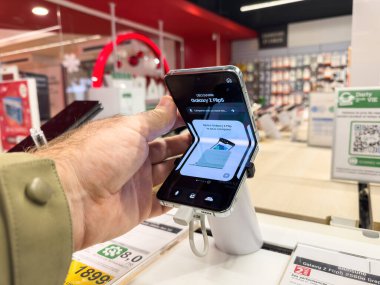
65;139;380;284
124;140;380;284
247;139;359;224
127;213;380;285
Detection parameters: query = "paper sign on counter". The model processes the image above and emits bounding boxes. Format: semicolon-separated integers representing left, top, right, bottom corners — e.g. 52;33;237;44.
280;243;380;285
64;212;187;285
332;87;380;183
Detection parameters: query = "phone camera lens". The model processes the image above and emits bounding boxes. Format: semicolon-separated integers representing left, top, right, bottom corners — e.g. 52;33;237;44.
226;87;230;92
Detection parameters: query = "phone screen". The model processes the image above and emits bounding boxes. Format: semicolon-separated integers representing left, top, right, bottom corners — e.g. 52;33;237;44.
156;70;257;213
8;101;102;152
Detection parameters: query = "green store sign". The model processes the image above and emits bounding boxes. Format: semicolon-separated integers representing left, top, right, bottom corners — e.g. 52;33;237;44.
338;90;380;108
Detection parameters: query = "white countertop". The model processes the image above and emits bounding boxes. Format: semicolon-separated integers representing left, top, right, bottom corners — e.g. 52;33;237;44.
125;213;380;285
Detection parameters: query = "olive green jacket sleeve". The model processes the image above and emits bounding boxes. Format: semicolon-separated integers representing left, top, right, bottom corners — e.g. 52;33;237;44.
0;153;73;285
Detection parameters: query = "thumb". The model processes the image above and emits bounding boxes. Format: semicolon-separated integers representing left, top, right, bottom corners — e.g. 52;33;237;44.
134;96;177;141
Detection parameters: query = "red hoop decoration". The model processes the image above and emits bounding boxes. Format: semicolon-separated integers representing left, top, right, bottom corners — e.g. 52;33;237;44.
91;32;170;88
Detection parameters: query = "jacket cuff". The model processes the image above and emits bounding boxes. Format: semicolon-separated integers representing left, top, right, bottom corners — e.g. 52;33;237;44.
0;153;73;285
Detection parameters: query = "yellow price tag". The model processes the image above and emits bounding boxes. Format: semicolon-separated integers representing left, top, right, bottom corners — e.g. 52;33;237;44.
64;260;114;285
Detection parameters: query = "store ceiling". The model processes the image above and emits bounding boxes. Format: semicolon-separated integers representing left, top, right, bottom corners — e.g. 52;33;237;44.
0;0;256;40
188;0;353;30
0;0;352;63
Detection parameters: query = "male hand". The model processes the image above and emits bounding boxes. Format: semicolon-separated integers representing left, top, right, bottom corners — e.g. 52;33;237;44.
36;96;190;250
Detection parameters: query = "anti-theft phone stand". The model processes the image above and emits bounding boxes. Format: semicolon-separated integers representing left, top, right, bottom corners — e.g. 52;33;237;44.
208;187;263;254
174;163;263;256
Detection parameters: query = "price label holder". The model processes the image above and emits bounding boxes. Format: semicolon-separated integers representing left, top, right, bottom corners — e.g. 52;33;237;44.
64;212;187;285
280;243;380;285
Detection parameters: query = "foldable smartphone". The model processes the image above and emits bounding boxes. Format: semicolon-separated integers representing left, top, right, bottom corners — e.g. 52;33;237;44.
157;66;259;216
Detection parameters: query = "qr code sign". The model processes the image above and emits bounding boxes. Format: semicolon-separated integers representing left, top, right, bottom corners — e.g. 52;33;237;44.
294;265;311;276
350;122;380;157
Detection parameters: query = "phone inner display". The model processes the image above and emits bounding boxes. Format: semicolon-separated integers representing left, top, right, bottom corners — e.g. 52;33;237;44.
157;71;257;212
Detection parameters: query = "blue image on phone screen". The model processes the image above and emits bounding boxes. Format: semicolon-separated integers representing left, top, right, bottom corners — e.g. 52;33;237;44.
213;144;228;150
212;139;234;151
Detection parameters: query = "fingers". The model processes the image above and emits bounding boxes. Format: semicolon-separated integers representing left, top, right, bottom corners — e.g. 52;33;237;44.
149;132;191;164
173;110;185;130
151;157;177;186
131;96;177;141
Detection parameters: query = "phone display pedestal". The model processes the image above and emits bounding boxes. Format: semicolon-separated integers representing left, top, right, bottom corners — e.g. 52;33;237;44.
208;182;263;255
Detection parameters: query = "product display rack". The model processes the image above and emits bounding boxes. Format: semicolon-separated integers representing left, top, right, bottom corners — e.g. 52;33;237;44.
236;50;349;107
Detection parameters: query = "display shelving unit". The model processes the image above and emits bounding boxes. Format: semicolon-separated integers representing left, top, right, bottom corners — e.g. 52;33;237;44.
236;49;349;107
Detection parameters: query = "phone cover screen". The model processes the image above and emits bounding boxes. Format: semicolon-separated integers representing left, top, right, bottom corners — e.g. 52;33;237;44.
157;71;257;212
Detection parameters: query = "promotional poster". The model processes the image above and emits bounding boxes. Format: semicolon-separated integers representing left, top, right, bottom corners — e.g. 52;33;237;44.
0;79;39;151
332;87;380;183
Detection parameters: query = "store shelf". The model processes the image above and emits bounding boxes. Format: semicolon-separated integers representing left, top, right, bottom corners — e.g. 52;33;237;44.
236;50;349;106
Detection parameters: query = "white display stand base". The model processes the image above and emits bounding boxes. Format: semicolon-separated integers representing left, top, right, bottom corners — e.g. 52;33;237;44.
208;182;263;255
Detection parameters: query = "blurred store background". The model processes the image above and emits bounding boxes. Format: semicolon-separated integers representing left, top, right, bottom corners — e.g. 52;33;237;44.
5;3;380;282
0;0;354;151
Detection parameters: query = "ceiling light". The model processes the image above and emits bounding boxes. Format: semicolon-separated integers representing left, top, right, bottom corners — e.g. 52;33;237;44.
241;0;304;12
32;6;49;16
